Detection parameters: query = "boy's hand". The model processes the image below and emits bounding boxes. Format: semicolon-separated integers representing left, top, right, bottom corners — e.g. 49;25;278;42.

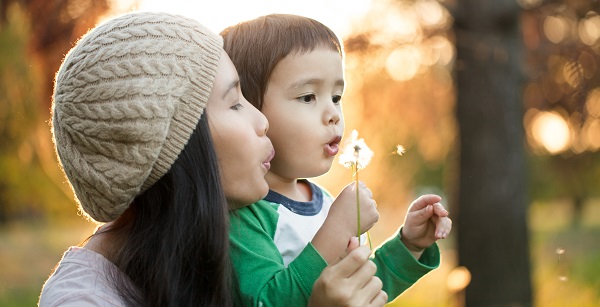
400;194;452;258
312;181;378;264
329;181;379;236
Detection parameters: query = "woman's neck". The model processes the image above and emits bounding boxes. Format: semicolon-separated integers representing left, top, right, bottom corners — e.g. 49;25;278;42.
84;222;128;263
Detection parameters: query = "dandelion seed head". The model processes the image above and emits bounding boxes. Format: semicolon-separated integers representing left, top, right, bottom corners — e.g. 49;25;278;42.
555;247;565;255
339;129;374;169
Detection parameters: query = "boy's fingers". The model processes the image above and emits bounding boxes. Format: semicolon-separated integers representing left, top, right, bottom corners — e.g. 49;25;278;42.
435;216;452;239
409;194;442;212
410;204;434;224
354;180;367;190
432;202;449;217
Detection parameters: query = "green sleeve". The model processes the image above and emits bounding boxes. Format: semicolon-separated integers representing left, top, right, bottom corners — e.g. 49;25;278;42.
229;202;328;306
372;227;440;302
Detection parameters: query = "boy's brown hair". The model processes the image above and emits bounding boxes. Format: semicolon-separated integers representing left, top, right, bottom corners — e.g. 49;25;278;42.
221;14;343;110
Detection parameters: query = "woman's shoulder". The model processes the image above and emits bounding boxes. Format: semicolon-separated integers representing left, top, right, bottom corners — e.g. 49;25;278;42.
39;247;126;307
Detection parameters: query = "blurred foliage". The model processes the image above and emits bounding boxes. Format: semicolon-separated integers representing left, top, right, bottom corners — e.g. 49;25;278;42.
520;0;600;226
1;0;113;108
0;4;63;222
0;0;118;223
318;0;600;225
320;0;456;210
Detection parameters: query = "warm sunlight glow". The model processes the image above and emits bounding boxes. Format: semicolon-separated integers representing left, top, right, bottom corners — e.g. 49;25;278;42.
367;7;421;46
414;0;446;28
531;111;571;154
421;35;454;67
133;0;371;37
386;46;421;81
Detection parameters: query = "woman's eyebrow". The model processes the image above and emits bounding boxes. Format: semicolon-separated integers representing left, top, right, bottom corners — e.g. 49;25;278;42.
222;79;240;99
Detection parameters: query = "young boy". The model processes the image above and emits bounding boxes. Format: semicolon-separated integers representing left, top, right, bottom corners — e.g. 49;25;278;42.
222;14;451;306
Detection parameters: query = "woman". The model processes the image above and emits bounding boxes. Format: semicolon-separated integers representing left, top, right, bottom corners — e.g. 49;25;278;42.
39;11;385;306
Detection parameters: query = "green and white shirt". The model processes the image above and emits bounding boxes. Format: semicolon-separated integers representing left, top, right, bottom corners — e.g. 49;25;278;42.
229;179;441;306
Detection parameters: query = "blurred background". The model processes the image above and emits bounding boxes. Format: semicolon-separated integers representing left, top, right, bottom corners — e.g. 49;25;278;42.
0;0;599;306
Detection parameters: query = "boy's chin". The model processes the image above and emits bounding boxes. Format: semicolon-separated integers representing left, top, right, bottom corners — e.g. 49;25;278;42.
303;164;334;178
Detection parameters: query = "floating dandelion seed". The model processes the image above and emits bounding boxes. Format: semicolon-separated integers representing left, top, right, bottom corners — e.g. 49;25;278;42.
556;247;566;263
395;145;406;156
339;130;374;248
558;276;568;282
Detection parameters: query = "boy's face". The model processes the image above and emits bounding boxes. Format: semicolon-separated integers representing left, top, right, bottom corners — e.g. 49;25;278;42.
262;48;345;181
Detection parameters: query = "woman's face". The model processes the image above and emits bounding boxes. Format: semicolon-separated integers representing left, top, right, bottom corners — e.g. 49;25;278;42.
206;51;274;209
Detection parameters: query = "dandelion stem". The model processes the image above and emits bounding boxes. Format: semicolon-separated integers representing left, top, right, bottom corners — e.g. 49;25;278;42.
355;163;361;242
354;159;373;249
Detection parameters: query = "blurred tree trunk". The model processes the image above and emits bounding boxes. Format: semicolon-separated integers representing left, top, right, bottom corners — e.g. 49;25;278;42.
454;0;532;306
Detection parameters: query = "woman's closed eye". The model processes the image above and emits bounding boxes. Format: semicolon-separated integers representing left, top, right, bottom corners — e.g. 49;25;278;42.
230;101;244;110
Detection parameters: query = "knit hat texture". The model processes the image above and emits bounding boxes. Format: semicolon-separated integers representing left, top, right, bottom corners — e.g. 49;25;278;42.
52;12;223;222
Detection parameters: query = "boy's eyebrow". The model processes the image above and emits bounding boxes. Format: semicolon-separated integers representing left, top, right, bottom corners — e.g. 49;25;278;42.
288;78;345;90
223;79;240;99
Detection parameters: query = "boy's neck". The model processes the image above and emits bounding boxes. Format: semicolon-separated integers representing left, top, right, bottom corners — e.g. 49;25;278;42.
265;173;312;202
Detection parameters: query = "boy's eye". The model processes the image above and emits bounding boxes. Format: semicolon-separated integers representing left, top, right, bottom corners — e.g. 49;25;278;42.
298;94;316;103
332;95;342;104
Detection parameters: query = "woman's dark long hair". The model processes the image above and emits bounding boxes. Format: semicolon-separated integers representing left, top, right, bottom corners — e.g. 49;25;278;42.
104;115;232;306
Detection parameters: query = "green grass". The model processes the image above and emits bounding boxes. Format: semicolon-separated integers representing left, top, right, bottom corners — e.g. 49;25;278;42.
0;201;598;306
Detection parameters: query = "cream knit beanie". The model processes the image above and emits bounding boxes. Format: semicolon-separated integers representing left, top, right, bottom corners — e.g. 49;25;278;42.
51;12;223;222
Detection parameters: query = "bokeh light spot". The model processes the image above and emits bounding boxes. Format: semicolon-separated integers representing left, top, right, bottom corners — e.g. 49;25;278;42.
447;266;471;293
531;111;571;154
544;16;568;44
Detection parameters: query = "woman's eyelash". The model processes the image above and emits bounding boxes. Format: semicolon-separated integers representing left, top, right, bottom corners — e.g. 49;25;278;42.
230;102;243;110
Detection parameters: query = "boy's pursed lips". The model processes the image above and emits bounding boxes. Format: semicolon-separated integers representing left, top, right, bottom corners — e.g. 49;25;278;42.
325;135;342;156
